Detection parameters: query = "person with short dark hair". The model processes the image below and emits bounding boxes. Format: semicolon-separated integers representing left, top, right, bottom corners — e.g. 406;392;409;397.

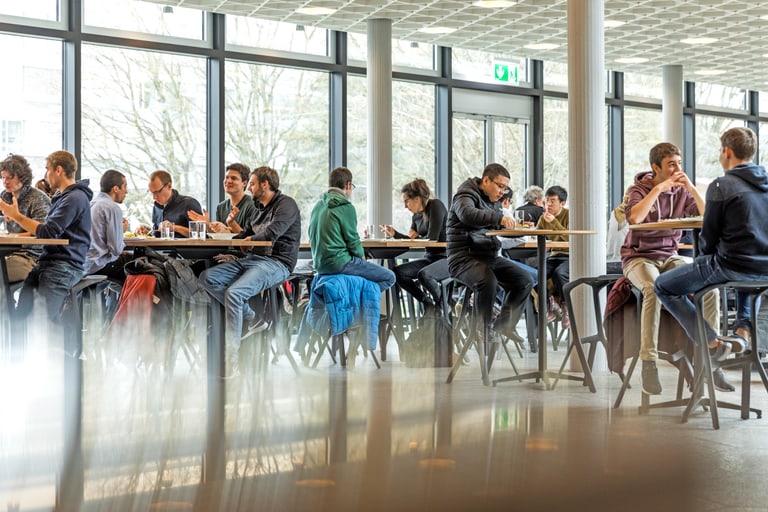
85;169;132;281
384;178;448;309
136;169;202;238
199;166;302;377
0;150;92;323
308;166;395;290
536;184;571;327
621;142;716;395
656;127;768;365
1;154;52;283
188;162;255;234
447;163;535;340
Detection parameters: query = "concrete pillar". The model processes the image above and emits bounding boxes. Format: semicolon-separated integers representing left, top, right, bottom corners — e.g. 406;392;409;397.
366;19;393;227
662;65;684;149
568;0;607;370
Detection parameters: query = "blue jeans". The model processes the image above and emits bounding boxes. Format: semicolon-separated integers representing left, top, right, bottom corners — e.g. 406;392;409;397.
337;256;395;292
199;254;290;349
16;260;84;324
654;254;762;345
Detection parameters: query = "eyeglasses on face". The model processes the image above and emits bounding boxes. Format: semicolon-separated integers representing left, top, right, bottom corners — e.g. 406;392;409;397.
491;179;509;192
148;183;169;196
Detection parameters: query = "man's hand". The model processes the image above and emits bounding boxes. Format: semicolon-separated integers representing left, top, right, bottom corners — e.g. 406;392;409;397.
213;253;238;264
542;211;555;223
226;206;239;225
122;218;130;233
135;224;151;236
0;196;22;223
188;208;210;223
209;221;229;233
500;216;515;229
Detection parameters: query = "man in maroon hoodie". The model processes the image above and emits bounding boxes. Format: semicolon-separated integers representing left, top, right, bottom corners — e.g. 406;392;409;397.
620;142;725;395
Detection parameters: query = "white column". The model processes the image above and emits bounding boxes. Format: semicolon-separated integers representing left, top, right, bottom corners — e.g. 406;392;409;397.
568;0;606;370
367;19;393;227
662;65;684;148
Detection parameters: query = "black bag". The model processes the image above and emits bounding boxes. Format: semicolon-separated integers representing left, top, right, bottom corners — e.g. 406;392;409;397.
401;315;452;368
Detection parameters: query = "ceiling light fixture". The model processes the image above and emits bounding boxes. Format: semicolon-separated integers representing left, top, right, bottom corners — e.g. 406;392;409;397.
524;43;559;50
296;24;305;32
162;5;173;14
604;20;625;28
410;41;419;48
296;7;336;15
419;26;456;34
615;57;648;64
681;37;718;45
694;69;726;76
473;0;516;7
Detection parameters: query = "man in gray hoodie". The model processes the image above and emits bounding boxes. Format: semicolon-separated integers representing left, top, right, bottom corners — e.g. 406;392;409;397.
621;142;717;395
656;127;768;372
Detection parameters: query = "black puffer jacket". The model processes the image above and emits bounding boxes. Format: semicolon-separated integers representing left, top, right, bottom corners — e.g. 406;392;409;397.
447;177;504;260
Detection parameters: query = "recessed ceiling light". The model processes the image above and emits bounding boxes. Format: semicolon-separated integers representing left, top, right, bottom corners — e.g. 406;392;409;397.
615;57;649;64
419;26;456;34
761;15;768;21
681;37;718;45
473;0;516;7
524;43;559;50
295;7;336;15
604;20;625;28
694;69;726;76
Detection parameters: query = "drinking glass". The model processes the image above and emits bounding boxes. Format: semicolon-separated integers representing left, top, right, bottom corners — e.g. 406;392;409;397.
514;210;526;227
160;221;174;239
0;217;7;236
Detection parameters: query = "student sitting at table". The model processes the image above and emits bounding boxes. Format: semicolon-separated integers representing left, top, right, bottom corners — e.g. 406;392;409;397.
621;142;721;395
1;154;52;284
199;166;301;378
84;169;132;282
536;185;571;328
308;166;395;291
382;178;448;312
135;170;202;238
187;162;255;234
447;163;534;342
0;150;92;324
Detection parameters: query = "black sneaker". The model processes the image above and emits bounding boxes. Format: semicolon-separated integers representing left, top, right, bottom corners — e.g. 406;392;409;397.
641;360;662;395
713;368;735;392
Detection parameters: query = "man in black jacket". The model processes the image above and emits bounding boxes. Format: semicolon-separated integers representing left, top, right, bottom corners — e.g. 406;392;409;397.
447;163;535;340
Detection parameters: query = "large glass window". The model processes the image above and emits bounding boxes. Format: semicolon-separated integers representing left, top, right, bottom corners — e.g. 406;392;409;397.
81;44;207;229
0;0;59;21
224;62;329;240
346;74;368;229
0;34;62;173
347;32;435;70
83;0;205;40
623;72;663;100
543;61;568;89
695;82;746;110
543;97;569;188
452;115;484;193
623;107;662;191
226;16;329;56
694;115;742;187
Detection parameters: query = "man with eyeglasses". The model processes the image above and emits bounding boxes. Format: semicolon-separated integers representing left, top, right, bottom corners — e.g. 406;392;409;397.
536;185;571;328
136;169;202;238
447;163;535;343
1;154;52;284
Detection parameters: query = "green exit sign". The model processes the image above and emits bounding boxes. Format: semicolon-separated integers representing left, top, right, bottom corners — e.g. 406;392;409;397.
493;61;519;85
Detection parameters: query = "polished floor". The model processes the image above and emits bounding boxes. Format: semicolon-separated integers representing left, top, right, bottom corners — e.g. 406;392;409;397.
1;312;768;512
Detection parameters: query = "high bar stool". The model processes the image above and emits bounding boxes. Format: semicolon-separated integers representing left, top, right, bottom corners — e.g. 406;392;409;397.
62;275;109;357
552;274;623;392
683;280;768;429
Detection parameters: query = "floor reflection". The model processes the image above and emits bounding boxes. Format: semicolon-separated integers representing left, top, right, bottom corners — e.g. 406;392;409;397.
2;321;768;511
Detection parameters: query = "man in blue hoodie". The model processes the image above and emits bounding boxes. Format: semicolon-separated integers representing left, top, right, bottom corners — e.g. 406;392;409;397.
655;127;768;364
0;150;92;323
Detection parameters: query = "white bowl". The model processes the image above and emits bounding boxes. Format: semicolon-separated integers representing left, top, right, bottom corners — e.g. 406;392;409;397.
208;232;237;240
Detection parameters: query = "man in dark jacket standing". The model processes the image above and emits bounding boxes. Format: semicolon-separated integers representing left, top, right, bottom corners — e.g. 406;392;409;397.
199;166;301;376
0;150;92;323
655;127;768;360
447;163;535;341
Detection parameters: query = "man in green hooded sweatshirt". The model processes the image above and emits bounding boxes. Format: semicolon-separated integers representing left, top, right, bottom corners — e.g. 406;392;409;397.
308;166;395;291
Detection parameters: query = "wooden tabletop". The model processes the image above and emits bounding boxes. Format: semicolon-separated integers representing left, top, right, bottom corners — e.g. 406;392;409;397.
299;239;446;250
487;228;597;237
627;218;702;231
124;237;271;247
1;235;69;246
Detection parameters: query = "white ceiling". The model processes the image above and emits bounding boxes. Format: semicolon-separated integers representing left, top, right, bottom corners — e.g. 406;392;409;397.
148;0;768;93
